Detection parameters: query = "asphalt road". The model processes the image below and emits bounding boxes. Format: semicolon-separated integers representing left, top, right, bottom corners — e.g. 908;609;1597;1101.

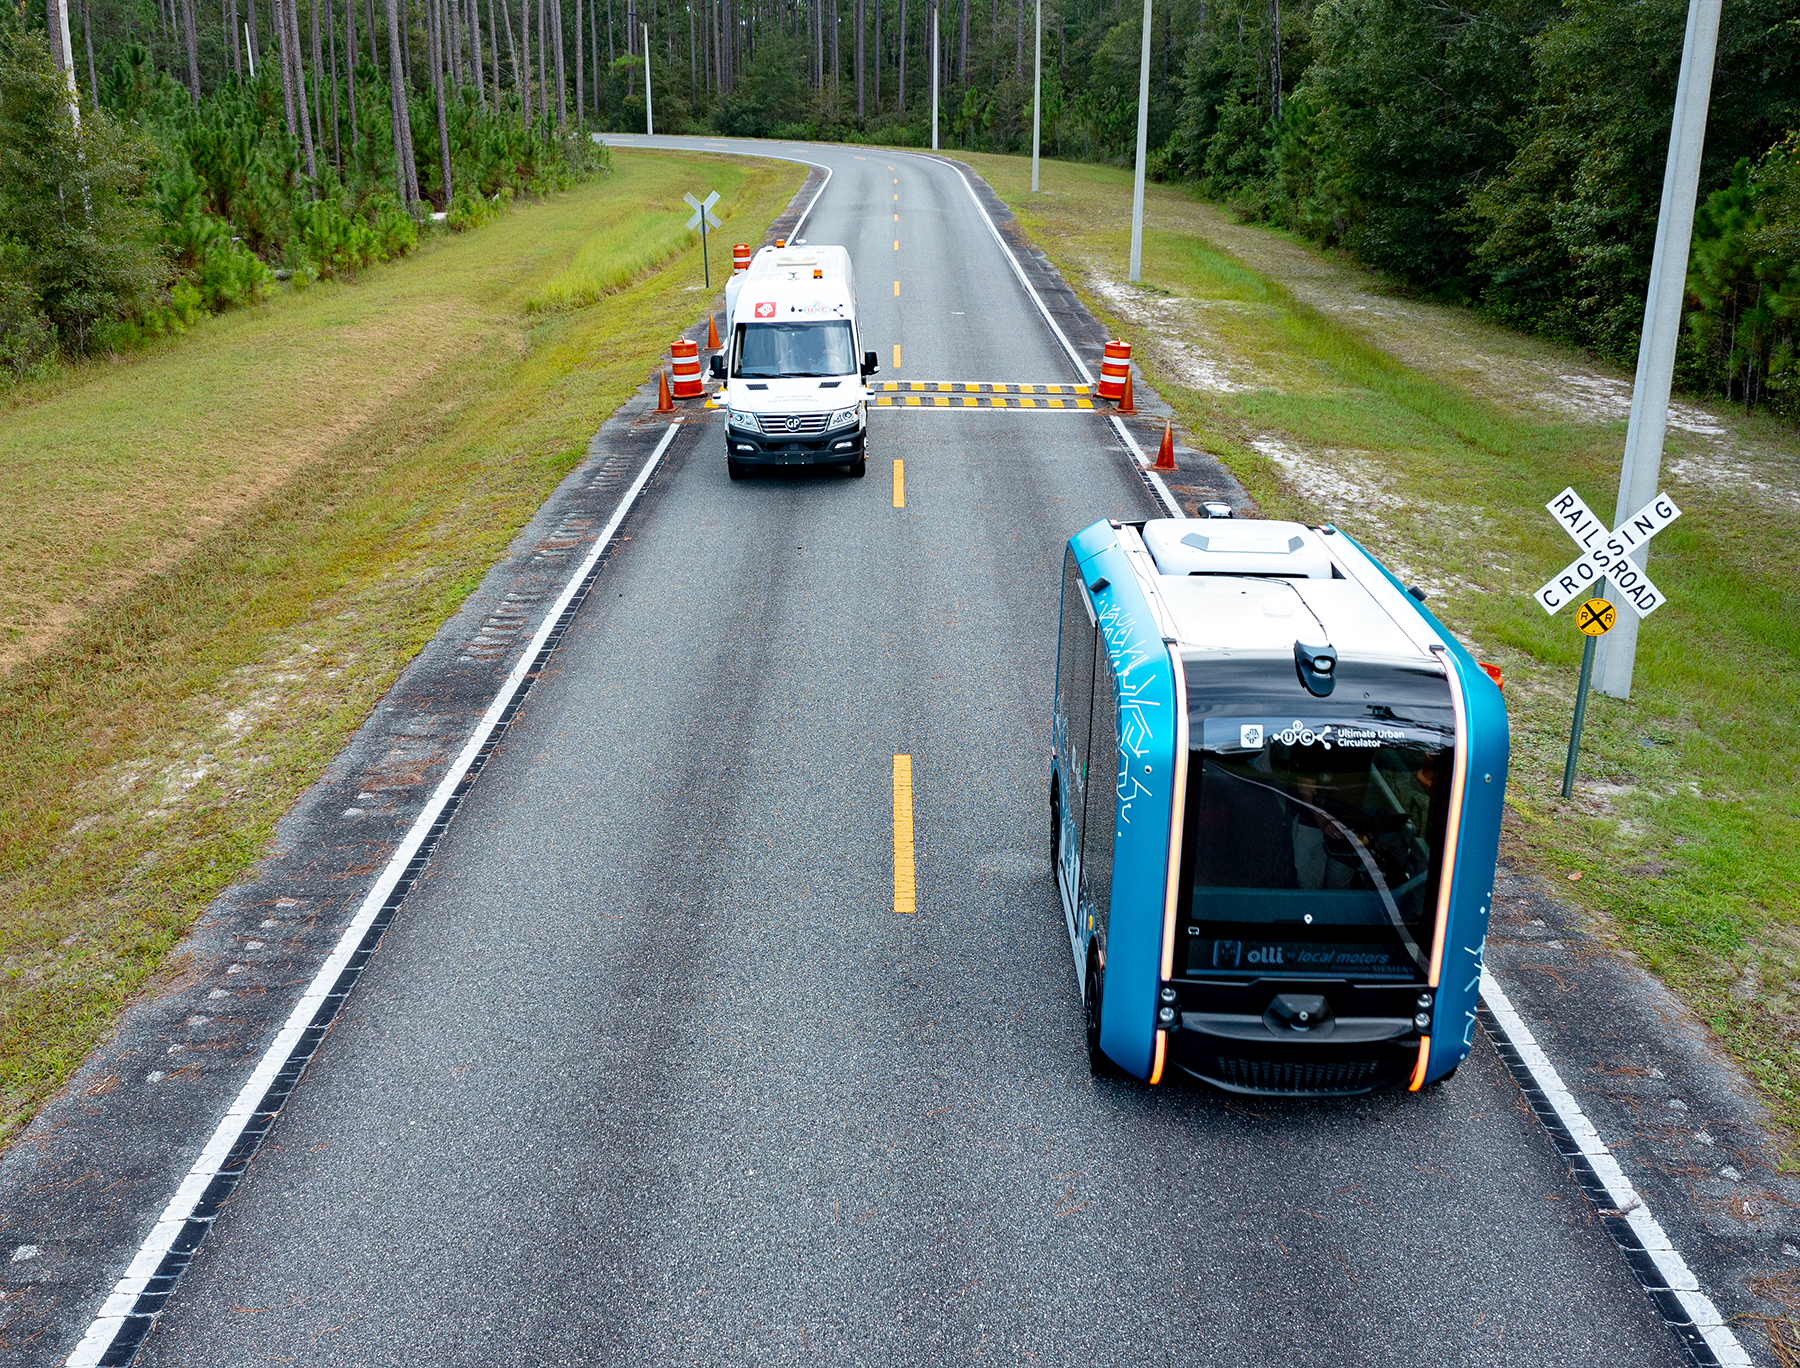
130;141;1683;1367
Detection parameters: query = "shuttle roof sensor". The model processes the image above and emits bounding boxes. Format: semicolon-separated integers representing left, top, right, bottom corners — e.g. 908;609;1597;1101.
1294;641;1338;697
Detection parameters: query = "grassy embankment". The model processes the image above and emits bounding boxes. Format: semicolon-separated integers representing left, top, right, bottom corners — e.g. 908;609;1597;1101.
958;151;1800;1156
0;150;804;1147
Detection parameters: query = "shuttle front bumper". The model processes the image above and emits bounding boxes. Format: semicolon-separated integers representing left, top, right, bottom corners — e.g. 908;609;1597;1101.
1163;979;1428;1096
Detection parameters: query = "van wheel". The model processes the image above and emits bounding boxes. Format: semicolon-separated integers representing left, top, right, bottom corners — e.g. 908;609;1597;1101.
1085;947;1125;1079
847;457;866;478
727;458;747;481
1050;777;1061;870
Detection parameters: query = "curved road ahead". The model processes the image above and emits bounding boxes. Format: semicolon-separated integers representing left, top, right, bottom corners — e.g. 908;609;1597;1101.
122;141;1685;1366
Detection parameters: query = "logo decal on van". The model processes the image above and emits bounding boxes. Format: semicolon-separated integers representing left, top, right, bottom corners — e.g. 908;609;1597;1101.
1239;724;1264;749
754;301;776;318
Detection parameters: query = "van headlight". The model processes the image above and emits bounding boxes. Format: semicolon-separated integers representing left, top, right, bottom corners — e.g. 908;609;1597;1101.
828;405;861;430
727;408;758;431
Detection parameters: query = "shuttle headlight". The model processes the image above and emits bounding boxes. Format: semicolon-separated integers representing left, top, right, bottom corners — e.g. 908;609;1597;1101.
828;404;862;430
727;408;757;431
1413;1012;1433;1031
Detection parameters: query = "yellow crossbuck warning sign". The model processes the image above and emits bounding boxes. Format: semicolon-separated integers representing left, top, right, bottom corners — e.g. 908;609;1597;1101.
1575;598;1617;637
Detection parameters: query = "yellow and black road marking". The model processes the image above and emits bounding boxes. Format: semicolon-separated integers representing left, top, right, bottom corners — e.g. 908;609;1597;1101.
872;381;1093;395
870;381;1097;409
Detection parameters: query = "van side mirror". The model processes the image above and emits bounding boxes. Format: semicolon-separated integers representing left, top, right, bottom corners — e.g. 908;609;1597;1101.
861;351;879;376
709;354;726;379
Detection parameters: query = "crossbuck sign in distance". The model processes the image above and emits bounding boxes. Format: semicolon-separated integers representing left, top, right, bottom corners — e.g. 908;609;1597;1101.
1536;485;1681;796
1535;486;1681;619
685;190;722;288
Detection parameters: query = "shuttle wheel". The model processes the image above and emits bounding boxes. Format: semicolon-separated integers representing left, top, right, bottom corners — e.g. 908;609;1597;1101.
847;457;866;478
1085;946;1125;1079
727;458;748;481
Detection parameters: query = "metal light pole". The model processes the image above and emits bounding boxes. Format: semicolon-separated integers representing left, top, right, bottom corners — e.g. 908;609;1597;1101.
930;1;939;151
1594;0;1721;700
643;21;653;134
1030;0;1041;192
1127;0;1151;281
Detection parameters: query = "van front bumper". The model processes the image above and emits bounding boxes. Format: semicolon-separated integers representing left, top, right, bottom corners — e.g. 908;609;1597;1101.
725;425;865;465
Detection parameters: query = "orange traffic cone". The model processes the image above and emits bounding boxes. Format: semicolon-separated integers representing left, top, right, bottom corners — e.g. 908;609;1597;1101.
707;313;721;350
1153;419;1177;470
1117;370;1137;415
655;367;675;413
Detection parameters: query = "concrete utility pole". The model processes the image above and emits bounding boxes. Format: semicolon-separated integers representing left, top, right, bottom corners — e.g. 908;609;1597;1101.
1594;0;1722;700
644;21;653;132
45;0;82;125
1127;0;1151;281
1030;0;1040;192
930;1;938;150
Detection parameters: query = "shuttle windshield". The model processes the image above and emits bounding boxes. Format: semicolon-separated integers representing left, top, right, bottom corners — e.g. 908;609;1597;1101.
1177;718;1453;982
732;321;857;378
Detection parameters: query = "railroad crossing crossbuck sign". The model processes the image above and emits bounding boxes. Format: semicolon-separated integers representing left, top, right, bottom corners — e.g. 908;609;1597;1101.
683;190;722;233
685;190;723;287
1540;485;1681;798
1534;486;1681;619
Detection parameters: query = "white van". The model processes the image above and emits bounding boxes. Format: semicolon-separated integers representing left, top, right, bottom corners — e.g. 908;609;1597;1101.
711;245;879;480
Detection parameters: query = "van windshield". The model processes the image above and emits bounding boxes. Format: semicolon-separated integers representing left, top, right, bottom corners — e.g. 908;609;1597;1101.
733;321;857;378
1176;719;1453;982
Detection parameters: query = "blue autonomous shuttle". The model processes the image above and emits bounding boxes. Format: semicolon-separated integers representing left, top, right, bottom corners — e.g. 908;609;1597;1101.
1052;518;1509;1094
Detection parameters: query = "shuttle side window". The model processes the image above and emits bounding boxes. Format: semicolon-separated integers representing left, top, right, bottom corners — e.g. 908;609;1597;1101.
1055;551;1096;855
1083;638;1119;955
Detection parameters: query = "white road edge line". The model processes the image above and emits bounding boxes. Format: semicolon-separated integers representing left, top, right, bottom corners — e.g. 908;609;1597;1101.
598;135;832;245
66;421;685;1368
918;153;1094;386
907;152;1183;521
1478;968;1752;1367
1106;414;1184;520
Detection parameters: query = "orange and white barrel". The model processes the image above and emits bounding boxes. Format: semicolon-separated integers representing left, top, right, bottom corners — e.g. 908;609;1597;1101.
670;337;704;399
733;243;752;273
1098;339;1131;403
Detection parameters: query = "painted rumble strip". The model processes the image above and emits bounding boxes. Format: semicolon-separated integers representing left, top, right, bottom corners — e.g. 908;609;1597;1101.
872;394;1096;409
871;381;1094;394
66;422;686;1368
1477;970;1752;1368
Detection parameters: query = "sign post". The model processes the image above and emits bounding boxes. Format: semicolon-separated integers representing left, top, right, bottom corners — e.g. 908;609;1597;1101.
1127;0;1152;282
1534;487;1680;796
1595;0;1721;701
684;191;722;288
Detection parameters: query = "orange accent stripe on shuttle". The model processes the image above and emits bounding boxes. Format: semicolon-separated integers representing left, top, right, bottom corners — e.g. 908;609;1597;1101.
1160;645;1189;984
1407;1038;1431;1091
1150;1030;1167;1085
1425;648;1468;989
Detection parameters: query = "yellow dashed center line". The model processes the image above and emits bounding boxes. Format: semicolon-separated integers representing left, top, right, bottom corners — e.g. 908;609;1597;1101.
893;343;902;369
893;755;916;915
894;280;901;296
894;239;900;251
892;458;905;508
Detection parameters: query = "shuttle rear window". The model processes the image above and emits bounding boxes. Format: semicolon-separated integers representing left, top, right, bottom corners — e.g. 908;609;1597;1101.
733;321;856;378
1178;726;1452;981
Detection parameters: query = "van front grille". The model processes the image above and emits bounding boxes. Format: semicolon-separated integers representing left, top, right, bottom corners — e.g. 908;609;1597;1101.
1212;1057;1381;1094
755;412;830;435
